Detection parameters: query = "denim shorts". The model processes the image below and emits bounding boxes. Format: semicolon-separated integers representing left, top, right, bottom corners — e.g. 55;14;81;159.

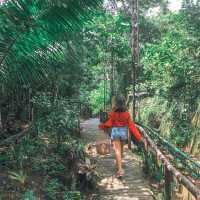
111;127;128;141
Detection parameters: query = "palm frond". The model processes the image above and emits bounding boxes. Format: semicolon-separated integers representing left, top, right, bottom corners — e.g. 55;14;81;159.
0;0;103;87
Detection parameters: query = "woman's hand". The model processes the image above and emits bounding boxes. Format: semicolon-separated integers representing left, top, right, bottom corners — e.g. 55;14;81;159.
98;124;104;129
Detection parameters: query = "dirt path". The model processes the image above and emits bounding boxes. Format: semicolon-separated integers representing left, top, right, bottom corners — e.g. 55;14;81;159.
81;118;155;200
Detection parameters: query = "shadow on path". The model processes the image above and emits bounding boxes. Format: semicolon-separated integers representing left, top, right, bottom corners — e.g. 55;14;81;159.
81;118;155;200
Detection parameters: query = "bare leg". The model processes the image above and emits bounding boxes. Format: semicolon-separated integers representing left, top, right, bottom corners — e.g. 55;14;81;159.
120;140;126;167
113;140;123;172
120;140;125;158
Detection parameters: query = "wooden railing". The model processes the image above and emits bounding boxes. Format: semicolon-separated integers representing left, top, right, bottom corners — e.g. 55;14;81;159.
138;126;200;200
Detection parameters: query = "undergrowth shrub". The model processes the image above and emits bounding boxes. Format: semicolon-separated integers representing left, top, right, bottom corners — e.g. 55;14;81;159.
32;93;80;146
43;177;63;200
32;154;66;176
7;136;45;168
2;93;96;200
22;189;38;200
139;96;192;147
139;97;168;128
63;191;81;200
33;93;79;131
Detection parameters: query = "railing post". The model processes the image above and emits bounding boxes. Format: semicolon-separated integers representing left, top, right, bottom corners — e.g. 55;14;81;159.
164;165;173;200
143;138;149;174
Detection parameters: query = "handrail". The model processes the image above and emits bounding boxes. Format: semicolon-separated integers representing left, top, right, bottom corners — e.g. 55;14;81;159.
137;125;200;200
137;123;200;180
139;123;200;169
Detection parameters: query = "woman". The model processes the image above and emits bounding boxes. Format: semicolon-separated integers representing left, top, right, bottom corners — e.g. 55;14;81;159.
99;95;142;177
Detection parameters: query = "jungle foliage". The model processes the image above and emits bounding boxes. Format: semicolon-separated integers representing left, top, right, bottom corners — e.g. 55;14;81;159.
0;0;102;199
82;0;200;154
0;0;200;199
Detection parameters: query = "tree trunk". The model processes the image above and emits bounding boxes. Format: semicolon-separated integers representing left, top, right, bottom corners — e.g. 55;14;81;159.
131;0;139;120
110;48;115;102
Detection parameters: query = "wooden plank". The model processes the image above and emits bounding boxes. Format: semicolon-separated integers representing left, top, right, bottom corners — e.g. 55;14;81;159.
81;119;155;200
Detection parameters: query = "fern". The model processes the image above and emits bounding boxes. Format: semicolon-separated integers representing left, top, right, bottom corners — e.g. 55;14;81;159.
8;170;27;185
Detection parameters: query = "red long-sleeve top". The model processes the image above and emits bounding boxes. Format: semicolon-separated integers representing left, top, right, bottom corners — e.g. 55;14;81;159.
99;112;142;141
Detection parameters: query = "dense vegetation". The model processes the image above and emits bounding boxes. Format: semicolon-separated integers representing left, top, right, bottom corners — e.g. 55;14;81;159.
0;0;199;199
83;0;200;154
0;0;101;199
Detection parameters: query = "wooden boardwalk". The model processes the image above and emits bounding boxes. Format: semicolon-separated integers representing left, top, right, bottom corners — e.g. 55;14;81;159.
81;118;155;200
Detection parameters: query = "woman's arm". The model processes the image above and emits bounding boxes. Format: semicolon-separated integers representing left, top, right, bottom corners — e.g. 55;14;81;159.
99;117;113;129
127;113;142;141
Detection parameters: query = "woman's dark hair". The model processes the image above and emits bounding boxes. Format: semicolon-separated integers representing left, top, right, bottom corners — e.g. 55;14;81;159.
114;95;127;112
